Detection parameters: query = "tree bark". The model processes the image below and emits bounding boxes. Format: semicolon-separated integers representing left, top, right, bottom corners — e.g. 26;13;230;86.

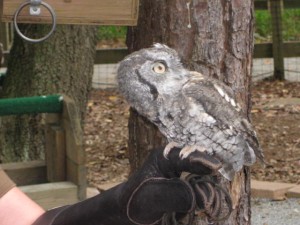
0;25;98;162
126;0;254;224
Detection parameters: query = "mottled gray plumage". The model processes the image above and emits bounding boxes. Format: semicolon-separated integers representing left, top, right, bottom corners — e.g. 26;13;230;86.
117;44;264;180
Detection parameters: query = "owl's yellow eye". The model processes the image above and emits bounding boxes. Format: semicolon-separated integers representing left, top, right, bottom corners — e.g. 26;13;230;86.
152;62;166;74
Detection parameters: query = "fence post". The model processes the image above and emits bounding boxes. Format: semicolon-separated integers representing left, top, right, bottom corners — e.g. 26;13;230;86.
0;23;13;51
270;0;285;80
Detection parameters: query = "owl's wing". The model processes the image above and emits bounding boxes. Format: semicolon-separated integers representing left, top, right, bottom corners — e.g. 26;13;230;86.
182;72;264;163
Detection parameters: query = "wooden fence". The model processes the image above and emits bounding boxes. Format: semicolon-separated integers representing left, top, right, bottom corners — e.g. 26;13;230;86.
254;0;300;79
1;0;300;80
0;95;86;209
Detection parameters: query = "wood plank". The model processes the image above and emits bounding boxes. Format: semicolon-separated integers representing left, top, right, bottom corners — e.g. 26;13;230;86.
44;113;60;124
2;50;9;67
66;158;85;184
66;158;86;200
1;43;299;65
0;23;9;50
283;0;300;8
1;161;47;186
20;182;78;210
254;0;269;10
45;121;66;182
255;0;300;10
63;96;84;164
45;113;66;182
94;48;128;64
254;43;273;58
254;42;300;58
283;42;300;57
62;95;86;200
1;0;139;25
3;48;123;68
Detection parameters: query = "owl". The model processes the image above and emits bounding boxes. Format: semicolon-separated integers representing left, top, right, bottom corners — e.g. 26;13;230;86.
117;44;264;180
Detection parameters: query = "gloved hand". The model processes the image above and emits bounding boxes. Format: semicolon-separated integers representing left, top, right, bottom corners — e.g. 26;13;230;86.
32;147;223;225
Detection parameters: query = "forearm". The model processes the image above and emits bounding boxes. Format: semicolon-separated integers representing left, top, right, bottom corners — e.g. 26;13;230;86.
0;168;44;225
32;148;222;225
33;183;130;225
0;168;16;198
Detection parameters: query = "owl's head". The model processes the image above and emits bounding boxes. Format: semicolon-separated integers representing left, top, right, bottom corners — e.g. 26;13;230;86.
117;44;189;119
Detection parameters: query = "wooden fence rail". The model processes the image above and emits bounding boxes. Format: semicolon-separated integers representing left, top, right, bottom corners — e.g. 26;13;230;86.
255;0;300;79
0;95;86;209
255;0;300;9
1;41;300;66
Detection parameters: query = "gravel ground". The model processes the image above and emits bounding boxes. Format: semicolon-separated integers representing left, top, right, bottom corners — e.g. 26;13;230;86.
251;198;300;225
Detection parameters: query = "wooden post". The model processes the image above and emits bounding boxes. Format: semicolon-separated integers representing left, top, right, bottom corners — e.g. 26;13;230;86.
270;0;285;80
0;22;13;51
62;96;86;200
45;113;66;182
1;160;47;185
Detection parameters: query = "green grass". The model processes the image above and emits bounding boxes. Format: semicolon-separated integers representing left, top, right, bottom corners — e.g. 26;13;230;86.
255;10;272;42
98;26;127;41
255;9;300;42
282;9;300;41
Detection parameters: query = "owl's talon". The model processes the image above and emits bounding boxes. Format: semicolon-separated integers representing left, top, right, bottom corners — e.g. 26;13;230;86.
179;146;206;160
163;150;170;160
163;142;181;160
179;150;192;159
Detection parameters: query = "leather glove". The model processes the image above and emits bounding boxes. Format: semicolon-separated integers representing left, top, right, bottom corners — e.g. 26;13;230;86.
32;147;222;225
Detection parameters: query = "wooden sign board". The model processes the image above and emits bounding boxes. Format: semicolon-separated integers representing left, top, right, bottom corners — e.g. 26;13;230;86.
1;0;139;25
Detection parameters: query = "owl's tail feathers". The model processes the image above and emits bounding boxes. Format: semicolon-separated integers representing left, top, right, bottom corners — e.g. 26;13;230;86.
245;142;266;169
240;119;266;165
220;142;266;181
243;142;257;166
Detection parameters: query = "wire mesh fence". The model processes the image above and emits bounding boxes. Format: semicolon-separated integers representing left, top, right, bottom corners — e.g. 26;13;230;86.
92;57;300;90
253;57;300;81
92;64;118;89
253;1;300;81
92;56;300;90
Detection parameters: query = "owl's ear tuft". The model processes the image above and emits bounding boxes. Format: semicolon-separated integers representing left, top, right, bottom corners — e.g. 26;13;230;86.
153;43;170;49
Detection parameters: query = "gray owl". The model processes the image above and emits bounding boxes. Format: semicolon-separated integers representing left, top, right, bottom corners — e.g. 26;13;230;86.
117;44;264;180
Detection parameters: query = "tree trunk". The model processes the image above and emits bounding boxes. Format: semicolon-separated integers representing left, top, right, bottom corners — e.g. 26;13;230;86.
0;25;98;162
126;0;254;224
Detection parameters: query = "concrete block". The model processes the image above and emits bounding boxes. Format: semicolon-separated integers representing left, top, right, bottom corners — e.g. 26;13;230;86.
98;182;121;192
286;185;300;198
86;187;100;198
20;182;78;210
251;180;297;200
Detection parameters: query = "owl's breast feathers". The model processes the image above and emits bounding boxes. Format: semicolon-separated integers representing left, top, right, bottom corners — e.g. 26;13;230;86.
156;72;264;173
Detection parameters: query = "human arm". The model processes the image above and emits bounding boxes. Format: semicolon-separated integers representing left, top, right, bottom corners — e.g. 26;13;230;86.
0;168;44;225
33;147;224;225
